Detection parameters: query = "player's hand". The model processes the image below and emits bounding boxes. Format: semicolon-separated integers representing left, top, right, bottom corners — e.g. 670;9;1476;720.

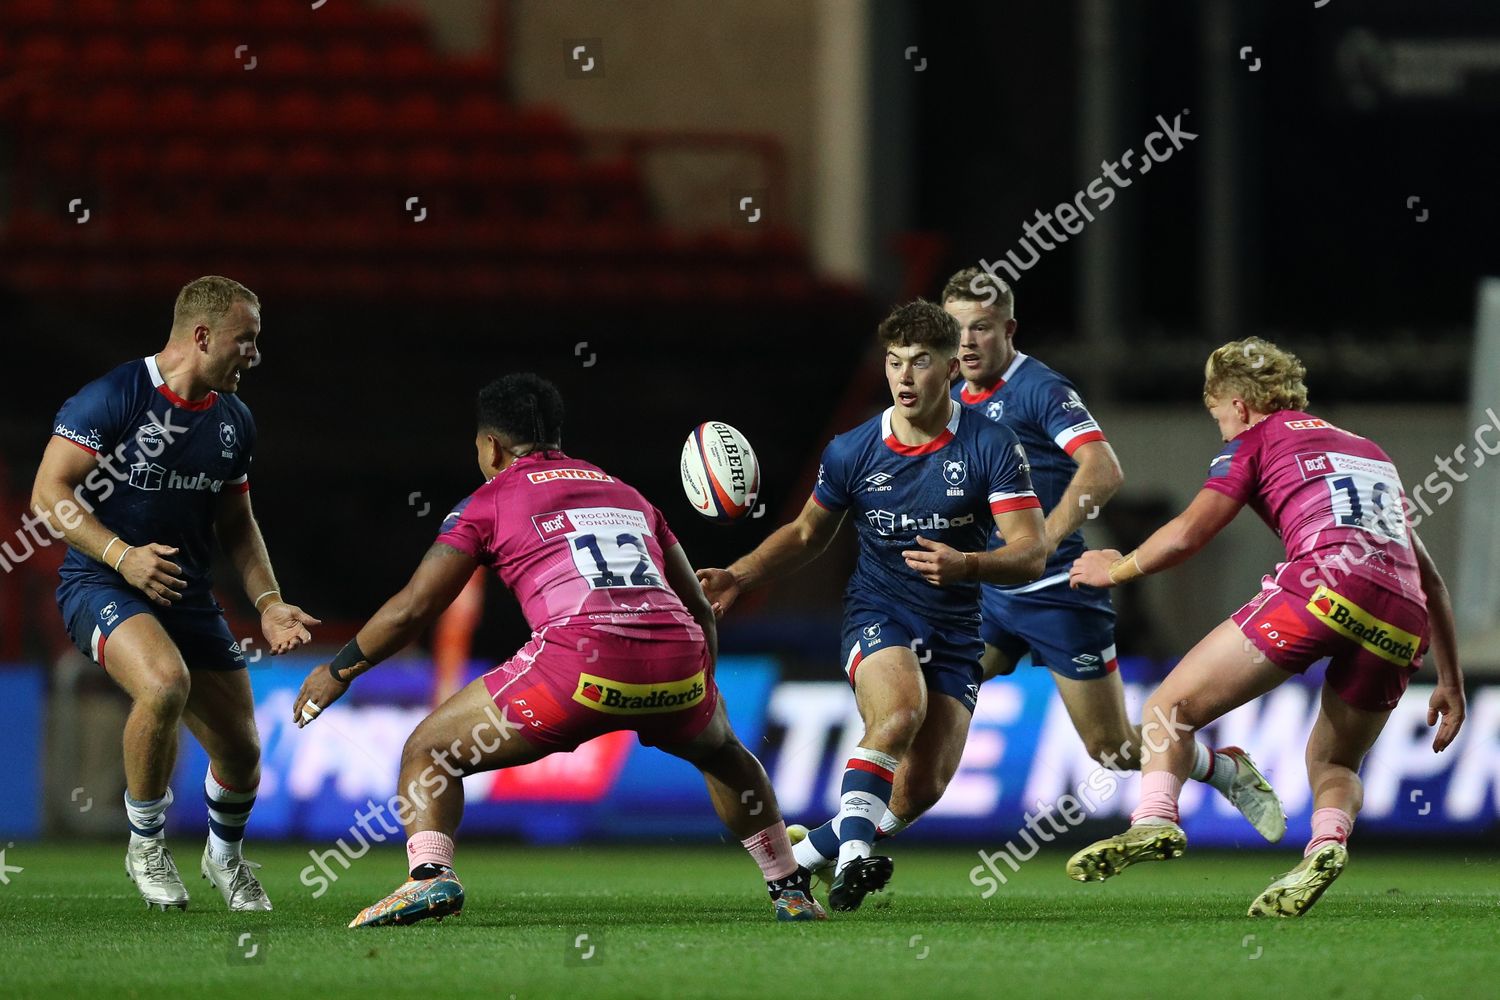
119;543;187;606
1069;548;1122;589
696;568;740;618
902;535;967;586
261;601;322;655
1427;681;1466;752
293;663;348;729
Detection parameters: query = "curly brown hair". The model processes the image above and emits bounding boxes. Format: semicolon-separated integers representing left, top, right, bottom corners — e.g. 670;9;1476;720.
877;299;960;354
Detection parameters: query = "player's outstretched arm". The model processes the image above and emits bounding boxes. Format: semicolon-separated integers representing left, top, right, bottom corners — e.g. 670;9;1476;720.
214;489;320;654
30;436;187;606
1070;487;1241;588
293;542;477;727
662;543;718;665
1412;530;1465;752
696;494;845;616
1046;440;1124;552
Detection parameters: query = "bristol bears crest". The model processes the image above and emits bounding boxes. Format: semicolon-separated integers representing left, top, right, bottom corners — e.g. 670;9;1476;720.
219;422;237;450
941;459;967;486
985;399;1004;421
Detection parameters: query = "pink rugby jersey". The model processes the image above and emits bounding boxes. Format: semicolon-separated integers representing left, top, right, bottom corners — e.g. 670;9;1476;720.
436;451;702;639
1201;412;1423;603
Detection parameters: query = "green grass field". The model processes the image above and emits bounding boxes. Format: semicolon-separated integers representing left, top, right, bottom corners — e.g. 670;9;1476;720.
0;841;1495;999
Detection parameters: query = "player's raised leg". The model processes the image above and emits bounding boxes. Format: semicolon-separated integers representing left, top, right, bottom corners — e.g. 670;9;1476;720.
180;666;270;911
796;689;972;889
824;645;925;911
348;676;546;928
99;613;193;910
661;699;826;921
1249;683;1387;917
1067;619;1287;881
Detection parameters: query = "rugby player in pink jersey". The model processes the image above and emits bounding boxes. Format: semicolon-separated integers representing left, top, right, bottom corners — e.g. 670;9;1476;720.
1064;338;1466;917
292;374;824;926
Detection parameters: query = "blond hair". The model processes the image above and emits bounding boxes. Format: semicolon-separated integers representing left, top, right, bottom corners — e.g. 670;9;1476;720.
942;265;1014;315
172;275;259;330
1204;337;1309;413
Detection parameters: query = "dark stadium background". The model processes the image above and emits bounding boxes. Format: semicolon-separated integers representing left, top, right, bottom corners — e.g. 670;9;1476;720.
0;0;1496;848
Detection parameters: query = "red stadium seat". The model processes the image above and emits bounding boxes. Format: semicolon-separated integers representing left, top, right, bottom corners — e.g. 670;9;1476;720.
83;89;144;132
269;91;324;133
328;92;384;134
325;42;373;78
208;88;261;130
15;36;69;71
158;139;211;178
131;0;180;27
389;93;442;132
261;40;315;79
141;37;194;75
384;42;436;79
79;36;135;74
10;0;61;26
148;87;203;130
75;0;126;26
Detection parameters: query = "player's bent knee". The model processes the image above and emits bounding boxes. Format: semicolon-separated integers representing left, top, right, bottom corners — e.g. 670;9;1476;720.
867;706;924;752
133;665;191;717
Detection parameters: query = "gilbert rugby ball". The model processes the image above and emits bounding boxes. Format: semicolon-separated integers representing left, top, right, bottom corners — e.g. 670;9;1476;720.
681;421;761;523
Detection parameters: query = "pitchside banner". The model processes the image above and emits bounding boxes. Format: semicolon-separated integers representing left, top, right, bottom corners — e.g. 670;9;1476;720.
163;656;1500;845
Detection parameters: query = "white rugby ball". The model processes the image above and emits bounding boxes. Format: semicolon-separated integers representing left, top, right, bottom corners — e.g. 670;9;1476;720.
681;421;761;523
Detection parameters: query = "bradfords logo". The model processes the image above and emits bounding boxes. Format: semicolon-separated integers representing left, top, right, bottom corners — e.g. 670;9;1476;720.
572;670;707;715
866;510;976;536
1306;586;1420;666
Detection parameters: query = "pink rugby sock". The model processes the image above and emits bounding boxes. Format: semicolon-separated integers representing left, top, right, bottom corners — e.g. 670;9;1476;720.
406;830;455;874
742;821;798;881
1131;771;1184;825
1305;807;1353;856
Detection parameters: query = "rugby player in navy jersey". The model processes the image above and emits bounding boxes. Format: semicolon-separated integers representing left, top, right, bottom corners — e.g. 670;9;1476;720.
698;301;1047;910
29;276;318;911
935;266;1284;842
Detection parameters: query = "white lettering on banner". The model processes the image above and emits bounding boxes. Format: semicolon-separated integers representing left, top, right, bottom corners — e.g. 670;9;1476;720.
766;683;860;814
1448;689;1500;820
1363;697;1453;815
936;683;1024;817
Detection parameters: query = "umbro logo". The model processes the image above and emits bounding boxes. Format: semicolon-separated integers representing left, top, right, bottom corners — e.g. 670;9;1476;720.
864;472;894;492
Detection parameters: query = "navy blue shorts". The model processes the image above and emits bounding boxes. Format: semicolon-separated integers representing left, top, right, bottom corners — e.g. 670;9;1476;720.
982;583;1118;681
57;579;247;672
840;604;984;712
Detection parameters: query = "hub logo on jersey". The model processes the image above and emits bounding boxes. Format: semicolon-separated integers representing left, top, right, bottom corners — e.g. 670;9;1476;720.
941;459;967;486
571;670;706;714
864;472;894;492
1306;585;1420;666
129;461;166;491
900;511;975;533
867;509;897;535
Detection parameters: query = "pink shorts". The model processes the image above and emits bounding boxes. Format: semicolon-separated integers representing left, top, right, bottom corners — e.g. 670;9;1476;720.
1232;568;1428;713
482;625;718;750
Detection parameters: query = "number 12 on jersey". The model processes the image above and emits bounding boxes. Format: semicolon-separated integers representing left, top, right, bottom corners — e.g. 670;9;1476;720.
570;530;664;589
